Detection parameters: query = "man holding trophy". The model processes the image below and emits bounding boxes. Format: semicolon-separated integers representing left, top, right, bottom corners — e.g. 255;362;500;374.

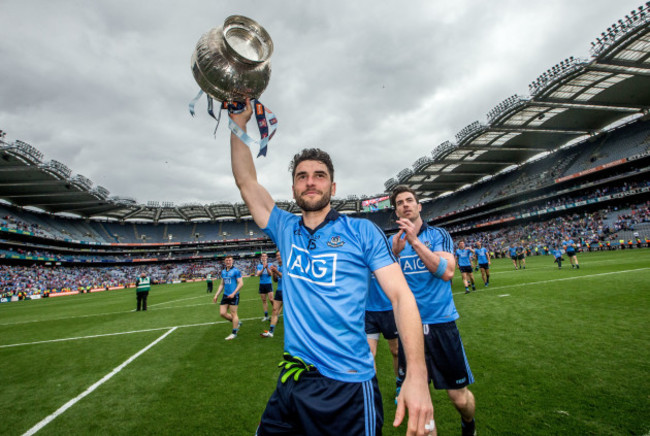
192;16;435;436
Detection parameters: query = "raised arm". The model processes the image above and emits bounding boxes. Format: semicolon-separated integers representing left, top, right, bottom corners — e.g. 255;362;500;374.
374;263;434;436
229;99;276;229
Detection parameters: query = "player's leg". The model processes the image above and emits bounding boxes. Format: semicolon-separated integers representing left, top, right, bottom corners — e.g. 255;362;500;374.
462;272;471;293
260;291;269;321
220;303;232;322
387;337;399;378
263;300;283;337
448;387;476;436
229;304;240;336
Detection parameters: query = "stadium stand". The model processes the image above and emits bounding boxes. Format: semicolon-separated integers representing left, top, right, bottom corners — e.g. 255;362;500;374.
2;6;650;301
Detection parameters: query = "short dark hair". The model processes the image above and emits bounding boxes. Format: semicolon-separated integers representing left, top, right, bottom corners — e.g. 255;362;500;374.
289;148;334;181
390;185;419;208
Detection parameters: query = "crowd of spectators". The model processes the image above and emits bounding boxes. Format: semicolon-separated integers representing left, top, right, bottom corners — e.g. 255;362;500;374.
0;245;261;264
452;201;650;257
613;201;650;231
445;181;649;234
0;257;259;300
0;214;52;239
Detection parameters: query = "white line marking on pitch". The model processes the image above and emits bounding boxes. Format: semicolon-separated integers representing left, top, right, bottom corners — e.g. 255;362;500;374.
148;295;206;307
498;294;510;297
0;296;261;327
21;327;177;436
452;267;650;296
0;315;279;349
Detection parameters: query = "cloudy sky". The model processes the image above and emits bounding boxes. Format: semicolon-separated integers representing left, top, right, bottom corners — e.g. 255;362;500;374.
0;0;642;206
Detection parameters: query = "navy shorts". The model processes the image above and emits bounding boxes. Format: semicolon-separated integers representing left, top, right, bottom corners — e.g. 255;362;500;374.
566;251;576;257
478;263;489;270
459;266;473;274
510;255;517;261
257;369;383;436
274;289;283;302
423;322;474;390
259;283;273;294
365;310;398;340
517;254;525;260
220;293;240;306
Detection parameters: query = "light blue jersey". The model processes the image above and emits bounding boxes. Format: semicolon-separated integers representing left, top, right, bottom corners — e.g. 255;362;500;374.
455;248;473;267
475;247;489;264
221;267;241;295
391;223;459;324
263;206;396;382
564;239;576;253
257;263;273;285
366;273;392;312
552;248;563;259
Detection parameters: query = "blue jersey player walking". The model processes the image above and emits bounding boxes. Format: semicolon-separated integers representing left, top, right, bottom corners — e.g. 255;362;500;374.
213;256;243;340
229;100;433;436
473;241;491;286
261;251;284;338
390;185;477;436
256;252;275;321
455;241;476;294
563;238;580;269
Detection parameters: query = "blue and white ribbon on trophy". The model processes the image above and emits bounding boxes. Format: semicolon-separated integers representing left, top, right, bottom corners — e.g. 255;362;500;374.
189;90;278;158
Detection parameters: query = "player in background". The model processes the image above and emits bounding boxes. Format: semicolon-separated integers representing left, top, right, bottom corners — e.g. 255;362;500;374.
135;272;151;311
455;241;476;294
552;245;564;269
261;251;284;338
229;100;433;436
474;241;491;287
390;185;477;436
256;252;274;321
213;256;243;340
563;238;580;269
366;273;400;393
508;244;518;270
516;242;526;270
206;273;213;293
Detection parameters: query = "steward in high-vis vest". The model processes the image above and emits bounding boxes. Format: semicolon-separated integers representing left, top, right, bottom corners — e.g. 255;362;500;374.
135;273;151;311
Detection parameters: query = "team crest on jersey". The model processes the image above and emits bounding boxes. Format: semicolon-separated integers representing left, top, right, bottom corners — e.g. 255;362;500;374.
287;245;337;286
423;240;432;249
327;235;345;248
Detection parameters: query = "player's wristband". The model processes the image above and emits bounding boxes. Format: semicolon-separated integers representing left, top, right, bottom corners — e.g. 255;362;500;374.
433;257;448;279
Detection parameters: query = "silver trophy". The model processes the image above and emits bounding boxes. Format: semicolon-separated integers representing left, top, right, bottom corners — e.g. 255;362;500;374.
191;15;274;104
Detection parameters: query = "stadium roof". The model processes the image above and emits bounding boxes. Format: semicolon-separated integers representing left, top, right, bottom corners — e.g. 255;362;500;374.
1;6;650;222
385;6;650;198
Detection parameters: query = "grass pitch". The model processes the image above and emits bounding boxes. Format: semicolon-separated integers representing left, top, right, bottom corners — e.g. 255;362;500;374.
1;249;649;435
